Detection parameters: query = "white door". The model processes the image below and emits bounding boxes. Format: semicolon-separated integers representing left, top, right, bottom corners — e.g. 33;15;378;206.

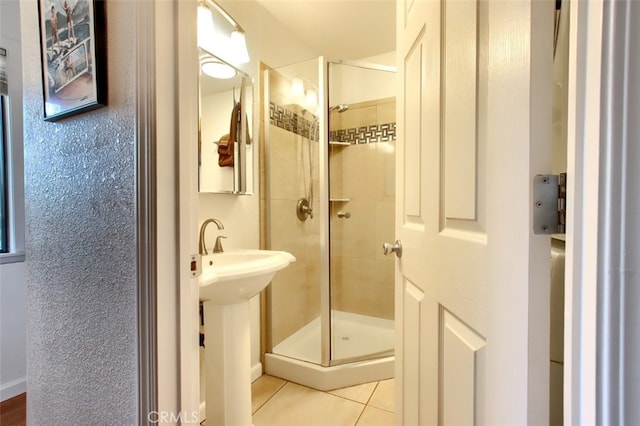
395;0;553;424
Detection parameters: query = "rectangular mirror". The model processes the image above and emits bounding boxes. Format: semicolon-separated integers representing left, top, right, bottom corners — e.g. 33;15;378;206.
198;48;253;194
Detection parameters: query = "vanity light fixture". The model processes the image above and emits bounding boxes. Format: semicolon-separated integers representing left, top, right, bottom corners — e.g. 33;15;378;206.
197;2;216;48
201;56;237;79
198;0;251;66
229;31;250;65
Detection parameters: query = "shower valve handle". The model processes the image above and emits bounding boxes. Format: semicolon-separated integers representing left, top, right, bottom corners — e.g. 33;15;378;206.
382;240;402;258
296;198;313;221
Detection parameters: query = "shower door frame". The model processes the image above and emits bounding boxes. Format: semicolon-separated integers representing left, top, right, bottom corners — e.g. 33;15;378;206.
318;56;332;367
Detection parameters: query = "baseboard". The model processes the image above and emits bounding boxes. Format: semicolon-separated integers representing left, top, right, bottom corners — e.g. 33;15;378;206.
265;354;394;391
199;400;206;424
1;377;26;402
251;362;263;382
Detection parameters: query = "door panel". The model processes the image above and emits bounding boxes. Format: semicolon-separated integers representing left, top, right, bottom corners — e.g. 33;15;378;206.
403;31;425;219
443;0;478;221
396;0;552;424
402;281;423;426
441;309;486;425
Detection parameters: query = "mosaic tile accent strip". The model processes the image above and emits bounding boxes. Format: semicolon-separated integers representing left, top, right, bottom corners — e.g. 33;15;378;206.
330;123;396;144
269;101;396;144
269;101;317;140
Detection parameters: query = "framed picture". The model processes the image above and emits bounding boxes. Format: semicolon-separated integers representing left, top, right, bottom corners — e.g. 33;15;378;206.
37;0;107;121
0;47;7;96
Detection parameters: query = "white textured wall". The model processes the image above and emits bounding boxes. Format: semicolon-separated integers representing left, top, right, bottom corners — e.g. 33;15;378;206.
20;0;138;422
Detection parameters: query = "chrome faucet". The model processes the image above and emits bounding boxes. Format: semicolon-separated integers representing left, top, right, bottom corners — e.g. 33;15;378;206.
199;218;225;255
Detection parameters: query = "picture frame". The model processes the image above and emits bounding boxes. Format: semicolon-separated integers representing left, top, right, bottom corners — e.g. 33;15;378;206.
0;97;6;253
37;0;107;122
0;47;7;96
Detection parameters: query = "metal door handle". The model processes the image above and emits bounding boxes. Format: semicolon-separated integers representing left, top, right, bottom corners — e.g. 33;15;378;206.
382;240;402;258
337;211;351;219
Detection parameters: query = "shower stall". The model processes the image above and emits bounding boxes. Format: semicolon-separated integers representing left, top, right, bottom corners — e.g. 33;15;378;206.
262;57;396;390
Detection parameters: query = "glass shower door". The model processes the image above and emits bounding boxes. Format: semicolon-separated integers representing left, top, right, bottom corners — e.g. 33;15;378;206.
327;61;397;364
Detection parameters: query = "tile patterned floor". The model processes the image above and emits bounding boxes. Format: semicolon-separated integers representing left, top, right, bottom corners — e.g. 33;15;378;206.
204;375;395;425
252;375;395;426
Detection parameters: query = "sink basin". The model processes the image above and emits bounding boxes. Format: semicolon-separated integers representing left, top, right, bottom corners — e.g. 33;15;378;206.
199;249;295;304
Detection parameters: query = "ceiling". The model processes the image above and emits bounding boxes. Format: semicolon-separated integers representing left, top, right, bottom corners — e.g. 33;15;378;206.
253;0;396;60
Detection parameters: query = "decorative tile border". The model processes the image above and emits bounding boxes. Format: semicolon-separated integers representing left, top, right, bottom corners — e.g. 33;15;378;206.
269;101;396;144
329;123;396;144
269;102;316;140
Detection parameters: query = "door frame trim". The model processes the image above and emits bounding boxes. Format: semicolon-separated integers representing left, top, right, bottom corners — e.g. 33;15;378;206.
136;0;158;422
564;0;603;424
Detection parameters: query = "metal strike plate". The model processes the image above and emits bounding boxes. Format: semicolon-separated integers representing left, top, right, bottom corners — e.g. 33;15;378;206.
190;254;202;278
533;174;560;234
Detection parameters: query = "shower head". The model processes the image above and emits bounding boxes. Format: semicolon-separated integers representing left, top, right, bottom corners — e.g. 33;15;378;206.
329;104;349;113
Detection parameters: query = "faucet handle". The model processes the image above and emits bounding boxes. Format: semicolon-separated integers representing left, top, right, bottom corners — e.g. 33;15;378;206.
213;235;227;253
199;218;225;255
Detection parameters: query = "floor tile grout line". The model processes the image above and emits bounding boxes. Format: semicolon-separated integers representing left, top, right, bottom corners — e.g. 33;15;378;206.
327;383;378;406
252;379;289;416
317;386;368;426
370;405;394;414
352;401;368;426
364;381;380;406
368;379;397;414
322;391;368;424
252;376;396;423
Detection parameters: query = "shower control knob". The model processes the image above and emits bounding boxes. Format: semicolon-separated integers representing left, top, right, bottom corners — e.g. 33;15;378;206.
296;198;313;221
337;211;351;219
382;240;402;258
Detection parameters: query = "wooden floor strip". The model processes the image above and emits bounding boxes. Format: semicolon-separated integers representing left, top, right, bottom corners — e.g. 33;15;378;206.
0;393;26;426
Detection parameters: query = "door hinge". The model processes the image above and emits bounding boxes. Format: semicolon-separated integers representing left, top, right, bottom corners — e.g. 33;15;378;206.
533;173;566;234
190;254;202;278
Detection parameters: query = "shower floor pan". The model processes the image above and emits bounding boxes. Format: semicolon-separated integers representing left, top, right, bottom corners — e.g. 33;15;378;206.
265;311;394;391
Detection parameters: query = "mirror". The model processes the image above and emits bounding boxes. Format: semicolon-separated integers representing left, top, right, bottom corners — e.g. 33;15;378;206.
198;48;253;194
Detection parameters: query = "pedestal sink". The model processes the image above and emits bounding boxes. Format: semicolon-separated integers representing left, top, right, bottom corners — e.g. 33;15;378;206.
200;249;295;426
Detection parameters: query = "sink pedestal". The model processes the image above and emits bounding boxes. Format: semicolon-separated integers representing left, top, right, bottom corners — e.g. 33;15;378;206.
203;300;252;426
198;249;295;425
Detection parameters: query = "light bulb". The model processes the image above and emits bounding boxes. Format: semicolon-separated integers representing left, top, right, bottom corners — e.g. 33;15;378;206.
230;31;250;64
305;89;318;109
291;77;305;102
201;57;236;79
197;4;215;49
